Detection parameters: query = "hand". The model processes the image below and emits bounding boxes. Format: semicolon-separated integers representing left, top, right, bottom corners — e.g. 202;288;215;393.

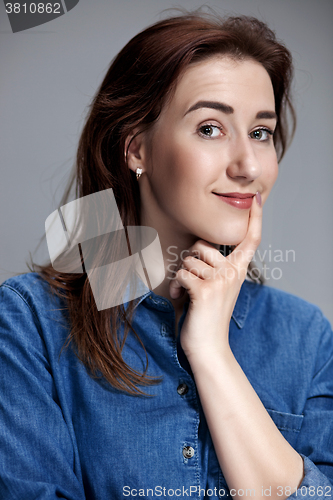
169;193;262;361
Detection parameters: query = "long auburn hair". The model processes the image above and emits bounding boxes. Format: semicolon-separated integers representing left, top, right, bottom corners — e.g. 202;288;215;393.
35;11;296;395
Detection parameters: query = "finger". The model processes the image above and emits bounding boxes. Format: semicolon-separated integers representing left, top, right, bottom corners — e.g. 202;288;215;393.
169;277;185;299
228;192;262;269
169;268;199;299
186;240;224;268
181;255;214;279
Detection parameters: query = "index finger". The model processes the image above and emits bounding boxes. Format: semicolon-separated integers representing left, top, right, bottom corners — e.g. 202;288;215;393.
228;191;262;269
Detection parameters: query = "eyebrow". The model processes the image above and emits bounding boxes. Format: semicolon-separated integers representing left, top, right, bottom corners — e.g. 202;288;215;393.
255;110;277;120
184;100;277;120
184;100;234;116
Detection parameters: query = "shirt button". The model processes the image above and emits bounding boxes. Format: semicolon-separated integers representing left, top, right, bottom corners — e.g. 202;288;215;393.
177;383;188;395
161;323;167;336
182;446;194;459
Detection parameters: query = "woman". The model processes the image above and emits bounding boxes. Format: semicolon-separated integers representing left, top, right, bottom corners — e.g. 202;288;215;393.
0;12;332;500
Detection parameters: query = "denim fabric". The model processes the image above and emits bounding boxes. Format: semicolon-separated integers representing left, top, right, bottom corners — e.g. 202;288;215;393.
0;272;332;499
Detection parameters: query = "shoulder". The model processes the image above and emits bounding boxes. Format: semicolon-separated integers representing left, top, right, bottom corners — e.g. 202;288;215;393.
1;270;52;299
0;272;69;348
0;272;63;320
243;279;329;325
241;280;333;363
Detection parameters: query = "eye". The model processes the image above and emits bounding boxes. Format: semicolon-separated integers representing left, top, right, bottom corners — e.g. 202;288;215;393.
198;124;222;139
249;128;273;141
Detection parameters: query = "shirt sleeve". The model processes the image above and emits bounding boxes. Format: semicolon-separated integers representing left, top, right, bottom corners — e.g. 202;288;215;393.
289;312;333;499
0;283;86;500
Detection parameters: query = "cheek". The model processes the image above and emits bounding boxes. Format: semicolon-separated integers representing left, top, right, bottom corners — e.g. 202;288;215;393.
166;138;221;189
262;158;279;198
153;138;205;187
147;138;193;209
270;161;279;186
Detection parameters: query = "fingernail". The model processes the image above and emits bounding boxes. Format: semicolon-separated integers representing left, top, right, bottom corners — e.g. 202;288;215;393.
255;191;262;207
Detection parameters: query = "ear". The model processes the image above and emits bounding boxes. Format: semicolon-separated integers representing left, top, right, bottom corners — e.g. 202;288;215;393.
125;129;147;175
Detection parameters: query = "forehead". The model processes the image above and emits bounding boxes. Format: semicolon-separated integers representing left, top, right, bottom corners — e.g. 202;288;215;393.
164;56;275;117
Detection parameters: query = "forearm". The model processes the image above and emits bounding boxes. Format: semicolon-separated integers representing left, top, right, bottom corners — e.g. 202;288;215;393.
189;346;304;500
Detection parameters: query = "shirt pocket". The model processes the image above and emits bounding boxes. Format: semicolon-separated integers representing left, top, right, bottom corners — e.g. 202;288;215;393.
266;408;304;448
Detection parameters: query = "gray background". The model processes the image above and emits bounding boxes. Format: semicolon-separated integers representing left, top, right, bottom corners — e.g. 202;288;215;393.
1;0;332;324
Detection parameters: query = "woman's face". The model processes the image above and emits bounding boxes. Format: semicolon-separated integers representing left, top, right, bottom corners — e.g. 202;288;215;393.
137;56;278;246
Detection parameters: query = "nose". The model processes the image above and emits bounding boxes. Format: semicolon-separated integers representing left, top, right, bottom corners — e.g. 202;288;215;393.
226;135;262;182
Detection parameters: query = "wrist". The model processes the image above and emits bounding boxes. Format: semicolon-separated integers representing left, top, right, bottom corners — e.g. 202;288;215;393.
185;342;234;375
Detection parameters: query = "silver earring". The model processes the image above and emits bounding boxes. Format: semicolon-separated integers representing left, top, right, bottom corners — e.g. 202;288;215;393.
136;168;142;180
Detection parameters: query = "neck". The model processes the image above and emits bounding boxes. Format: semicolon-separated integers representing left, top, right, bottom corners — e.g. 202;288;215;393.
140;212;195;311
138;180;220;311
151;226;195;310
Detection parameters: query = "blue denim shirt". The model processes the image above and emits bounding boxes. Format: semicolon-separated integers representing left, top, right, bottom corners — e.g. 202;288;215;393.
0;273;332;499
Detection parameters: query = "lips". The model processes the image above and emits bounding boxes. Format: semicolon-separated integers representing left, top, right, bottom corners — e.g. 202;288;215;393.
213;192;255;209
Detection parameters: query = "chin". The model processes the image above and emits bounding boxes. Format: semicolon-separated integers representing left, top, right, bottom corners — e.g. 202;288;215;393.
201;236;245;249
207;227;248;247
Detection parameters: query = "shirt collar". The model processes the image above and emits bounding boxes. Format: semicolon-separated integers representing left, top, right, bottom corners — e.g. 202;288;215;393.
231;279;252;329
123;279;253;329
